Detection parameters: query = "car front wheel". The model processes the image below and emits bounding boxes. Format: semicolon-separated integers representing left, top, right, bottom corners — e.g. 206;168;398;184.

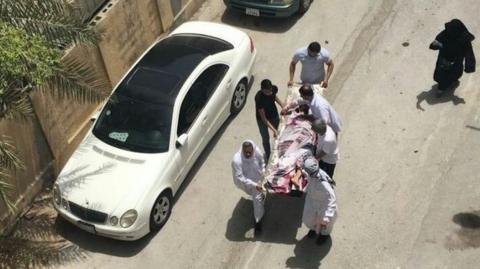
230;80;248;114
298;0;312;14
150;191;172;231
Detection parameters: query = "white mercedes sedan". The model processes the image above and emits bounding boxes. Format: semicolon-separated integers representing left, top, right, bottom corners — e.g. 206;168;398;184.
53;21;256;240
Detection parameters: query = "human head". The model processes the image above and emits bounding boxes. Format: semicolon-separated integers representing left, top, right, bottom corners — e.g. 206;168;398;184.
311;119;327;135
299;84;314;102
261;79;273;95
242;141;254;159
303;156;319;177
297;103;310;115
445;19;467;36
307;42;321;57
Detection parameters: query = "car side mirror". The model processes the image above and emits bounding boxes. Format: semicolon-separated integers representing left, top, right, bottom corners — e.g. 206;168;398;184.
176;133;188;148
90;111;100;122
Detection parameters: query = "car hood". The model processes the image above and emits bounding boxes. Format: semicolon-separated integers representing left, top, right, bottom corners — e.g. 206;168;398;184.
56;133;169;214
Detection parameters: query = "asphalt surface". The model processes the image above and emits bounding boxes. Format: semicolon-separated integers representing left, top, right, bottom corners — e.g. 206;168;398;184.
57;0;480;268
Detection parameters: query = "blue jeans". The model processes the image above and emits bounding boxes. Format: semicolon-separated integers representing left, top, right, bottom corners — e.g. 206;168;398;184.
256;116;280;161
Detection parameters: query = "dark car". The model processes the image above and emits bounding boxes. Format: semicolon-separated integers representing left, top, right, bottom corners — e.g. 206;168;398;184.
224;0;312;17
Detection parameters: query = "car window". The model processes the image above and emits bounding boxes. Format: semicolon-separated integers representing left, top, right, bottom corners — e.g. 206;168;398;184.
177;64;229;135
93;93;173;153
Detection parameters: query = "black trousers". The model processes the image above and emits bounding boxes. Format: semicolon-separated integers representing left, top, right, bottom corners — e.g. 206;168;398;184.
256;116;280;161
319;160;336;179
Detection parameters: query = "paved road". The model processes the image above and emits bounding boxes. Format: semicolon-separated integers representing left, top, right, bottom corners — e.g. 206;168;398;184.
58;0;480;268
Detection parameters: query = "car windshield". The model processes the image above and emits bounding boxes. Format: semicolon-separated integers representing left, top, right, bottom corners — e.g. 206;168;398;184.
92;92;173;153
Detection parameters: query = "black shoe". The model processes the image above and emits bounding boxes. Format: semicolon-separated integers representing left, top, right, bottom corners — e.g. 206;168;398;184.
316;234;330;245
254;221;262;235
307;230;316;239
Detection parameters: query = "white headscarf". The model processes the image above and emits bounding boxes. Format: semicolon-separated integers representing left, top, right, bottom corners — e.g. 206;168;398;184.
239;139;263;163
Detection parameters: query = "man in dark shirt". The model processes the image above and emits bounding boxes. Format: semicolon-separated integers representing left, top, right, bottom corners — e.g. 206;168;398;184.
255;79;285;161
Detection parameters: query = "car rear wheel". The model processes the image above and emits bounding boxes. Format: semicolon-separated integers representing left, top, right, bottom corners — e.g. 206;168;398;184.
230;80;248;114
150;191;172;231
298;0;312;14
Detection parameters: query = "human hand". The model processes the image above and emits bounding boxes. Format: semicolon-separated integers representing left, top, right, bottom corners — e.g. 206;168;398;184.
319;219;329;230
321;80;328;88
272;129;278;138
256;184;263;192
288;80;294;87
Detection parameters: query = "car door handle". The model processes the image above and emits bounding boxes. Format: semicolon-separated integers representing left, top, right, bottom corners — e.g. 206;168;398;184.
202;115;208;126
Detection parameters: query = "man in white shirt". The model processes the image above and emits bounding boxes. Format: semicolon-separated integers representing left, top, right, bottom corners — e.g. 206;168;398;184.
231;140;265;235
281;84;343;134
288;42;335;88
312;119;338;179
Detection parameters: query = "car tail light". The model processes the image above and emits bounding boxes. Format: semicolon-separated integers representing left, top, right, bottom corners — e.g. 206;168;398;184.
248;35;255;53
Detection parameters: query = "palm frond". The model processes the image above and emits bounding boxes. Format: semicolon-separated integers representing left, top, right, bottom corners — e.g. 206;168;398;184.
0;0;99;47
0;136;24;170
0;86;34;120
40;56;110;103
0;169;16;212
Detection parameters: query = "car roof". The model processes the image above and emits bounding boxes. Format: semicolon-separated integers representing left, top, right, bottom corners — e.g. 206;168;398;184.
115;34;233;105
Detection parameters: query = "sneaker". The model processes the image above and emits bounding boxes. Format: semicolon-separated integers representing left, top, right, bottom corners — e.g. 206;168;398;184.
307;230;316;239
316;234;330;245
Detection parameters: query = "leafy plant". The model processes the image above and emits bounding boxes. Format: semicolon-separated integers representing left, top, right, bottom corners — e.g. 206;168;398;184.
0;0;110;214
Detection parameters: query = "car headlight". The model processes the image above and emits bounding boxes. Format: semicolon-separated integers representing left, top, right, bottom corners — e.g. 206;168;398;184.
53;184;61;205
120;209;137;228
110;216;119;226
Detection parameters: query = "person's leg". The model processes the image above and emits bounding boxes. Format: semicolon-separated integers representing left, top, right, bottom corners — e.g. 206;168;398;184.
256;117;271;160
319;160;336;179
251;188;265;234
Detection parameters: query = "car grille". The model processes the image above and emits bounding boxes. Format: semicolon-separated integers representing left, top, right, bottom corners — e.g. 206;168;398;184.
69;201;108;224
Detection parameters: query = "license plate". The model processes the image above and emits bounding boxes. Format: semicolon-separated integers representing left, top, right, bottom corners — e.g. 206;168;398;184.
77;221;96;234
245;8;260;16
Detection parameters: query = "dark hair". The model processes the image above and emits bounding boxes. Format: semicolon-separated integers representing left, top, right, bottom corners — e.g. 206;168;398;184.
308;42;321;53
299;84;314;97
261;79;272;90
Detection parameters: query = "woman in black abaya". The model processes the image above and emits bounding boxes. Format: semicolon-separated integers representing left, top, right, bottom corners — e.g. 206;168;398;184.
430;19;476;96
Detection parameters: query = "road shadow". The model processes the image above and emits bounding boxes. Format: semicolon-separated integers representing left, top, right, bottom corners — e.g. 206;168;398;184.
54;217;154;257
226;193;304;244
221;8;300;33
445;211;480;250
416;83;465;111
466;125;480;132
285;234;332;269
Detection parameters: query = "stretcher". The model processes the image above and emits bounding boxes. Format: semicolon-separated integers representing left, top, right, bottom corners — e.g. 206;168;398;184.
263;84;325;195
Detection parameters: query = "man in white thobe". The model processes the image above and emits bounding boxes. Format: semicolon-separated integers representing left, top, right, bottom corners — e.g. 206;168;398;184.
301;156;337;245
232;140;265;235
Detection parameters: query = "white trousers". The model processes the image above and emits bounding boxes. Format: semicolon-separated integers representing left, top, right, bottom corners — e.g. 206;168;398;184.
302;204;337;235
244;184;265;223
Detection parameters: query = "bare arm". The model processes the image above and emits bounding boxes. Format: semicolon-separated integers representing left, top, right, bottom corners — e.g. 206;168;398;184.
288;61;297;86
259;109;278;137
322;60;334;88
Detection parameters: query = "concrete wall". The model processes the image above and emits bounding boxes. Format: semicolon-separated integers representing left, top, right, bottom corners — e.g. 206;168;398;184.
0;0;207;234
0;116;54;235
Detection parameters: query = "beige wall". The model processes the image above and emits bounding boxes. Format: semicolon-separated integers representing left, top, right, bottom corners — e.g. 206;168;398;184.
0;116;54;234
1;0;207;234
